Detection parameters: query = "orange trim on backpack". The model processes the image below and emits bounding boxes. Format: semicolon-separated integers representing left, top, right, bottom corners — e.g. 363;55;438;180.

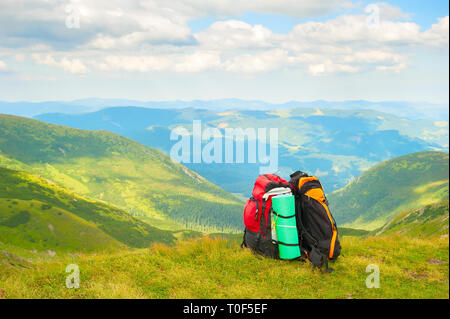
303;188;325;203
329;226;337;259
320;200;337;259
298;176;319;191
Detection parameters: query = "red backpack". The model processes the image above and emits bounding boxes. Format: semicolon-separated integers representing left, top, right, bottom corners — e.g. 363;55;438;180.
241;174;293;258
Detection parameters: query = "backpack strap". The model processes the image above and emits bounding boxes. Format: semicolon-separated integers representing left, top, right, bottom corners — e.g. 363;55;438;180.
260;199;267;236
263;174;277;183
324;259;334;273
294;194;319;247
262;187;291;200
249;197;260;221
240;228;247;249
289;170;309;179
272;210;296;219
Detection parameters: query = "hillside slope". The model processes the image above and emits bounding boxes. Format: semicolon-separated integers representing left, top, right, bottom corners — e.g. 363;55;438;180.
375;201;449;238
0;114;243;232
0;167;176;251
328;151;449;230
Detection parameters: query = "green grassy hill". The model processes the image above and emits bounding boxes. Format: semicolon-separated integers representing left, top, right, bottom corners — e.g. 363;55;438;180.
0;114;244;233
374;201;449;238
0;235;448;299
328;151;449;230
0;167;176;251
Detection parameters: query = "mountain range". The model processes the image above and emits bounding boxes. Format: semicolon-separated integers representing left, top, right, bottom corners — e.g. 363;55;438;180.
1;98;448;121
34;106;448;197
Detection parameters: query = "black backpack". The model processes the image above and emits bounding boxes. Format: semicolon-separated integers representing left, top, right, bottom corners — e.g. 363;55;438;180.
289;171;341;272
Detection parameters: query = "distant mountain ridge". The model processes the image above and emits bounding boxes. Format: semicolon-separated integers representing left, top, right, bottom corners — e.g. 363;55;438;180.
1;98;448;121
0;101;99;117
34;106;448;196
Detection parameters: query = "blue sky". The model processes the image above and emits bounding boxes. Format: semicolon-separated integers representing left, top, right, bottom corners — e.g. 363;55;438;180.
189;1;450;33
0;1;448;104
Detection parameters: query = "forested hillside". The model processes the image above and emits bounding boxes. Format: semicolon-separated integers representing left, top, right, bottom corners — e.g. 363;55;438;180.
0;114;244;232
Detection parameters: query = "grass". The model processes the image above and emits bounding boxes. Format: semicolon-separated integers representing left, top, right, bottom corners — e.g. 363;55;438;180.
0;235;448;299
374;200;449;237
0;198;124;252
339;227;370;236
0;167;176;250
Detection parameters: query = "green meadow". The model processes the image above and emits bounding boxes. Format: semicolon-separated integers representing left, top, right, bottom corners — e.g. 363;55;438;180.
0;235;448;299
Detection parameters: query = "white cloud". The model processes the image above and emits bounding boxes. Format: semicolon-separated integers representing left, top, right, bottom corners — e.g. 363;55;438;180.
288;14;422;45
308;61;358;76
314;168;329;177
31;54;89;74
0;0;193;49
0;0;351;50
373;2;412;21
96;55;171;72
173;0;353;18
347;50;404;64
375;63;407;73
1;1;447;77
223;49;288;72
93;51;222;73
286;13;449;48
173;51;222;72
194;20;274;50
0;60;7;71
277;14;448;75
434;120;449;128
14;54;26;62
422;16;449;47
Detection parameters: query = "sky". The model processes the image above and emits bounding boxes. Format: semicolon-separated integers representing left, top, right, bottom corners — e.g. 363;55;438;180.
0;0;448;104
